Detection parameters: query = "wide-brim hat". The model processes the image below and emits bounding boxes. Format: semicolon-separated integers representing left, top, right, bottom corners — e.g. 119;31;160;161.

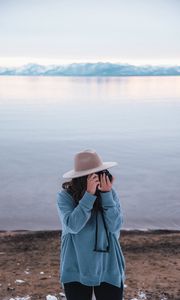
62;149;118;179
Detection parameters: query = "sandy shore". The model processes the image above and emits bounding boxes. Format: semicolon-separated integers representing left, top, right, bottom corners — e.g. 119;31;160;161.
0;230;179;300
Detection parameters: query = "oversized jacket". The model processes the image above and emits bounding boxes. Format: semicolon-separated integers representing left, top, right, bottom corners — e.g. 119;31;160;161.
56;187;125;289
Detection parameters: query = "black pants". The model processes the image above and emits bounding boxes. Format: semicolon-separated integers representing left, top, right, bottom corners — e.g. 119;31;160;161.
63;281;124;300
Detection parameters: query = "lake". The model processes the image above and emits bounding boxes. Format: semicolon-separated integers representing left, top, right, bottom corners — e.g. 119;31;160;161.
0;75;180;230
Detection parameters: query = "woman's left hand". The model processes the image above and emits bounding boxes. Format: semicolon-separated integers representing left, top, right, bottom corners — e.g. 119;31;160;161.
98;173;115;192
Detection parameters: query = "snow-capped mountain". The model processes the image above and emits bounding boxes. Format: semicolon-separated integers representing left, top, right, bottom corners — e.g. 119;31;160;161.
0;62;180;76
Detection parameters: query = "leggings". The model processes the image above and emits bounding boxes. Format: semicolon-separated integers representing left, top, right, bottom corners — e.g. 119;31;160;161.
63;281;124;300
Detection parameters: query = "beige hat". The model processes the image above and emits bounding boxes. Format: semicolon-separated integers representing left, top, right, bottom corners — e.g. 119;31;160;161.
62;149;118;179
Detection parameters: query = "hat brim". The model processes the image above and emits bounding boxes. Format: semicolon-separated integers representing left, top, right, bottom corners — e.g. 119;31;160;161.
62;162;118;179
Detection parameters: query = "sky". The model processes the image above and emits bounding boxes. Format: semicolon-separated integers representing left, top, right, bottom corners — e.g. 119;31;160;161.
0;0;180;67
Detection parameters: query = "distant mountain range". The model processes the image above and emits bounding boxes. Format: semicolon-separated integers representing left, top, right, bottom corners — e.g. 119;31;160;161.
0;62;180;76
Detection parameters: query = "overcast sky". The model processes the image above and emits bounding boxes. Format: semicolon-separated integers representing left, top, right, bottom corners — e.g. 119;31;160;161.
0;0;180;66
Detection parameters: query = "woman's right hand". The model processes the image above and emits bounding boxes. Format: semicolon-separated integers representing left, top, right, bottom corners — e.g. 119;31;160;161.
87;173;100;195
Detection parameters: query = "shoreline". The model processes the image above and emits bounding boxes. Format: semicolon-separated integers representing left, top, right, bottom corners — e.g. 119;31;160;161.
0;230;180;299
0;228;179;235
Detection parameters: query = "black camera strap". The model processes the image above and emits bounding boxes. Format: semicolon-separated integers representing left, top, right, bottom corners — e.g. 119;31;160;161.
93;204;110;253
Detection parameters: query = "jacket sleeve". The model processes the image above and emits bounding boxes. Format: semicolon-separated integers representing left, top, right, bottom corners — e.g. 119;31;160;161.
100;188;124;233
56;190;97;234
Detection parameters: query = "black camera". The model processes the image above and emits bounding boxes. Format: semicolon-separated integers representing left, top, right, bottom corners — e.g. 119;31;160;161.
95;169;113;195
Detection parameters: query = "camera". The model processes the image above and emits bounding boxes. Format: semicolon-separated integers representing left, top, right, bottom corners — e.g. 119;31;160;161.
95;169;113;195
96;169;113;182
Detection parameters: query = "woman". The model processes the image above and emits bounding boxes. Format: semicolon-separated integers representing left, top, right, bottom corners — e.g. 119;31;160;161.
56;149;125;300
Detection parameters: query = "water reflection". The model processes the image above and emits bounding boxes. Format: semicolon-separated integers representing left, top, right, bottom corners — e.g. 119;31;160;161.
0;76;180;106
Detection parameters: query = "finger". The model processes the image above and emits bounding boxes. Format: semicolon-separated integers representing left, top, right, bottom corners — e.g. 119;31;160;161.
105;174;109;185
99;174;103;187
88;173;98;180
106;175;111;185
99;174;103;188
92;175;99;181
88;173;95;178
102;173;106;184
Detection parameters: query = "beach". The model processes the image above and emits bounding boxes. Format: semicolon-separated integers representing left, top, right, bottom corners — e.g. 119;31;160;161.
0;230;179;300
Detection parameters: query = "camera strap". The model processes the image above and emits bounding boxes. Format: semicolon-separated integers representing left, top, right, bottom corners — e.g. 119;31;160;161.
93;204;110;253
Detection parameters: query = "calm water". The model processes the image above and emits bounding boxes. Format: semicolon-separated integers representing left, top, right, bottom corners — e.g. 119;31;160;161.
0;76;180;231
